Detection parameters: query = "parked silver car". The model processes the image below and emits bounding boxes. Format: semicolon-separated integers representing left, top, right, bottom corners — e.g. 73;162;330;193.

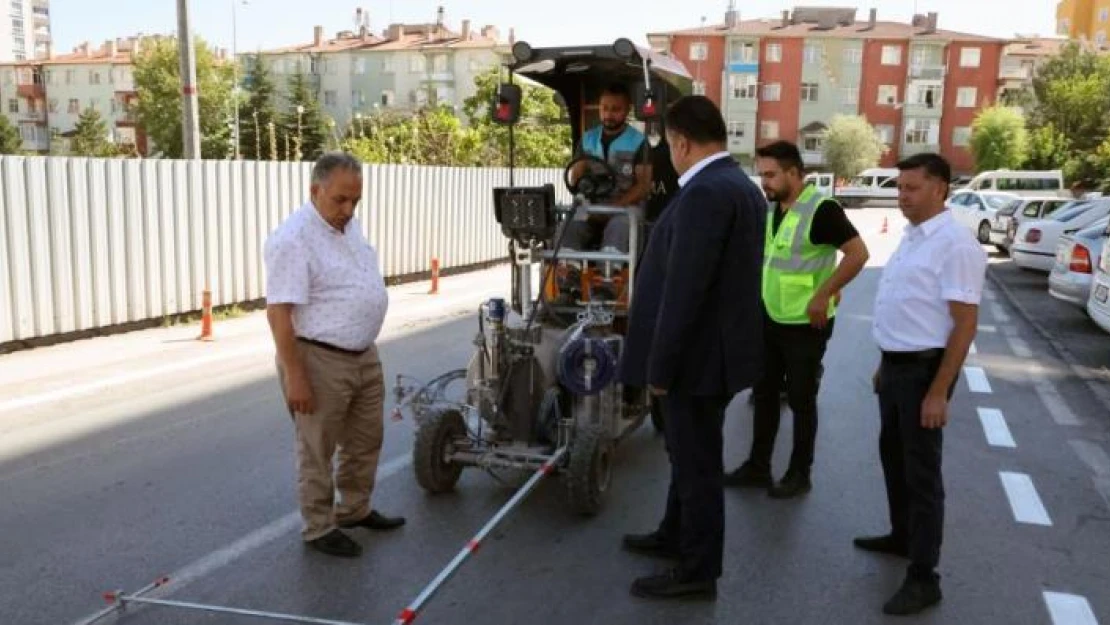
1048;216;1109;307
1087;224;1110;334
993;197;1077;252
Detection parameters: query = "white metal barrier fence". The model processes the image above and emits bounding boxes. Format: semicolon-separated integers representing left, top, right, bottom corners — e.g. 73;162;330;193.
0;156;568;345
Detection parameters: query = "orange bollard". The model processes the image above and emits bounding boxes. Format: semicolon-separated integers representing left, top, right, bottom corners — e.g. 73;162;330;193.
198;289;213;341
429;258;440;295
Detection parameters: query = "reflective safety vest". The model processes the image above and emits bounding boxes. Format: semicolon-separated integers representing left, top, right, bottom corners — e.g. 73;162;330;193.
581;124;646;202
762;185;838;324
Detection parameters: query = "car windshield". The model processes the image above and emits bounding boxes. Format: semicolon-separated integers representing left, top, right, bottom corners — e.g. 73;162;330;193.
1051;202;1095;223
996;199;1025;215
983;194;1019;210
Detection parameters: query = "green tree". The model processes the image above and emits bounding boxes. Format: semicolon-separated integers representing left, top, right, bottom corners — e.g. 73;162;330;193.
281;72;329;161
463;67;571;167
0;114;21;154
820;115;886;180
131;36;235;158
343;107;483;166
240;55;279;160
69;107;118;157
1024;122;1071;170
969;105;1029;172
1028;42;1110;154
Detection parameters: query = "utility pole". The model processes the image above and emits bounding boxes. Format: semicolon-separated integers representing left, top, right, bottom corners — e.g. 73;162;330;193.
177;0;201;159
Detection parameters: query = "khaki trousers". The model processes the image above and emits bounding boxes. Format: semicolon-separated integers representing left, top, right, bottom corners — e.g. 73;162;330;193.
277;342;385;542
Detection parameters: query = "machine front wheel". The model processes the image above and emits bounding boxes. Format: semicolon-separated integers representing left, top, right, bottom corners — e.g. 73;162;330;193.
565;425;614;516
414;408;466;493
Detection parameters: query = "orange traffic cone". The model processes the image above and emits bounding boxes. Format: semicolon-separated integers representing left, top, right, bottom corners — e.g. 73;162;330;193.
198;289;213;341
429;257;440;295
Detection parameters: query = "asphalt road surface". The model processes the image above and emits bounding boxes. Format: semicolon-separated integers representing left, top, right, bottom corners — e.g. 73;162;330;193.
1;210;1108;625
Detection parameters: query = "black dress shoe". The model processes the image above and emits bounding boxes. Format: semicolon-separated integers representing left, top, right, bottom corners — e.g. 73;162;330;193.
622;532;680;560
883;575;942;615
769;471;811;499
306;529;362;558
631;569;716;600
340;510;406;531
723;462;773;488
853;534;909;558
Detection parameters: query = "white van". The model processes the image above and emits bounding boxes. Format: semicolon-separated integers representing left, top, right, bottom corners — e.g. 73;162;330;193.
804;172;835;198
834;168;900;207
965;170;1068;198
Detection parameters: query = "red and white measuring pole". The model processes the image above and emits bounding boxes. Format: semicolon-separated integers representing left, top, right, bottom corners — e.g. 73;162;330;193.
392;447;568;625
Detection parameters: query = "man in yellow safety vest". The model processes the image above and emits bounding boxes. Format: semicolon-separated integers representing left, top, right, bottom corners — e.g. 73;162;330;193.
725;140;870;498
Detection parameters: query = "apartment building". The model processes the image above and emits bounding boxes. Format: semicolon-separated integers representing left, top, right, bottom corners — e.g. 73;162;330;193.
1056;0;1110;46
648;6;1007;175
252;8;511;129
0;0;50;62
0;36;148;154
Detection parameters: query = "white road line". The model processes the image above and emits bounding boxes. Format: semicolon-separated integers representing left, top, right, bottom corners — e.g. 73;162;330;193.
0;343;272;414
969;342;978;355
978;408;1016;448
1000;471;1053;526
964;366;993;393
1043;591;1100;625
990;302;1012;324
1006;335;1034;359
1034;378;1083;427
67;453;413;625
1069;440;1110;477
978;324;998;333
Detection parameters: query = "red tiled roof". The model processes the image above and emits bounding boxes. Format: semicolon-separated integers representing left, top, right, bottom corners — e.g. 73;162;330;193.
648;18;1005;43
261;24;505;55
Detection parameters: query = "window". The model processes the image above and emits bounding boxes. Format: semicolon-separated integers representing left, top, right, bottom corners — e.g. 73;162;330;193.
841;86;859;106
382;57;395;72
953;126;972;146
68;98;79;113
48;98;57;113
89;71;101;85
803;135;823;152
957;87;978;107
352;90;364;106
65;69;75;84
324;90;337;106
803;43;821;64
960;47;981;67
693;80;706;95
690;42;708;61
874;124;895;144
882;45;902;65
89;98;99;112
433;54;449;73
766;43;782;62
729;74;757;99
7;98;17;113
354;58;366;74
1101;8;1109;22
843;47;862;64
409;55;425;72
728;121;746;138
905;119;939;145
1097;31;1107;46
381;90;395;106
760;120;780;139
877;84;898;105
801;82;819;102
730;42;756;64
328;60;338;75
911;84;942;109
762;83;781;101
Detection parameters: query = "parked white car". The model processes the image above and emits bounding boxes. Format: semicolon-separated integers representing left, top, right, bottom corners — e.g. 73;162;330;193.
835;168;899;207
1048;216;1109;306
1012;199;1110;272
1087;227;1110;333
945;190;1021;244
991;196;1076;251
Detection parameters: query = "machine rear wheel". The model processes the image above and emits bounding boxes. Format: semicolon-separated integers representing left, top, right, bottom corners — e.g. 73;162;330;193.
565;425;613;516
414;408;466;493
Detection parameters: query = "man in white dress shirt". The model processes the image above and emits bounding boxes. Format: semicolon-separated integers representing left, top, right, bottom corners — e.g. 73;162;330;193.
854;152;987;614
264;152;404;559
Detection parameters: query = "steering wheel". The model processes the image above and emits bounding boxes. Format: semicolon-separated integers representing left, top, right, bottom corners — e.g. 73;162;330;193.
563;154;619;203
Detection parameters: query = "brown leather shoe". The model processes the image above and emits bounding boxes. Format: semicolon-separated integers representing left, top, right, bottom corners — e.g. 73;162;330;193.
306;529;362;558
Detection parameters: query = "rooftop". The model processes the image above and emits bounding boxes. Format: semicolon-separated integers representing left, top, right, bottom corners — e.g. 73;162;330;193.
648;6;1005;43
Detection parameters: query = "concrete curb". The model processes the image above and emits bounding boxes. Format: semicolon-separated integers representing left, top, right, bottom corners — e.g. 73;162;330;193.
986;266;1110;418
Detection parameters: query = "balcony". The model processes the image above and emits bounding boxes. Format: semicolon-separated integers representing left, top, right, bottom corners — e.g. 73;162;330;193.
908;64;946;80
32;0;49;9
999;65;1032;82
421;72;455;83
17;83;45;99
802;150;825;167
22;109;46;123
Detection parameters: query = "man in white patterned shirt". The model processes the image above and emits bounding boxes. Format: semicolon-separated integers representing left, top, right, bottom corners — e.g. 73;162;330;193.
264;152;404;559
854;153;986;615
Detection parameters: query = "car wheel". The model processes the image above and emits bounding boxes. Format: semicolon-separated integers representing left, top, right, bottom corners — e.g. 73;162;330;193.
978;221;991;244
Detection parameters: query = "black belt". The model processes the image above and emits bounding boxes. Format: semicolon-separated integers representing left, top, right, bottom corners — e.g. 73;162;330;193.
882;348;945;364
296;337;368;356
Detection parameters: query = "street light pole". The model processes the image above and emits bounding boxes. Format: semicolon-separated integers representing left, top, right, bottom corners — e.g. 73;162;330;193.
176;0;201;159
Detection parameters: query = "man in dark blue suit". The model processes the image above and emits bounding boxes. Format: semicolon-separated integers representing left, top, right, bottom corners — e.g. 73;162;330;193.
619;95;766;600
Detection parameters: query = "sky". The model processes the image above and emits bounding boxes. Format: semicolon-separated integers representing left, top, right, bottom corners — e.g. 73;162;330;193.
47;0;1062;56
